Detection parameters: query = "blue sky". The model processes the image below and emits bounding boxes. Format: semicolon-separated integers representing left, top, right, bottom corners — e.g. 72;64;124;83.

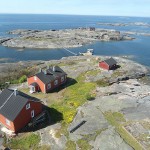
0;0;150;17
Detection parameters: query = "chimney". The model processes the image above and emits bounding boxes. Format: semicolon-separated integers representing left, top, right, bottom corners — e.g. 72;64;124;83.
14;89;18;96
53;66;56;72
39;68;42;73
44;70;47;75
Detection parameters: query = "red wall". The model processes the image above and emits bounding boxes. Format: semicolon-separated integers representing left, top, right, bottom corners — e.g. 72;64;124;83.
0;100;42;133
28;75;67;93
0;114;15;131
13;100;43;132
45;75;67;93
27;76;46;93
99;61;109;70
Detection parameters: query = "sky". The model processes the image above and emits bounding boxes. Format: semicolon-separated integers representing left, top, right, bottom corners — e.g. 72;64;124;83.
0;0;150;17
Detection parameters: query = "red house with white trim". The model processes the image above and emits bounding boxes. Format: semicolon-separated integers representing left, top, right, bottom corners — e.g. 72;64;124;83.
27;66;67;93
99;57;117;70
0;89;42;133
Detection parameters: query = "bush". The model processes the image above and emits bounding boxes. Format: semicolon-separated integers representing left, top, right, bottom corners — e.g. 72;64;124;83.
19;75;27;83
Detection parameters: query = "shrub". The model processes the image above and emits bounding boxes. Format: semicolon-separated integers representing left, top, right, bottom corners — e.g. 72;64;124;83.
19;75;27;83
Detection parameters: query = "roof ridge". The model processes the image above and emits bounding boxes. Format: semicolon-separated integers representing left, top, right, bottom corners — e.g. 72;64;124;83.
0;90;14;110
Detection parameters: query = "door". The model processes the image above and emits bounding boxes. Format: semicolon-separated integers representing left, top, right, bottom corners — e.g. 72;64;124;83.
30;86;35;93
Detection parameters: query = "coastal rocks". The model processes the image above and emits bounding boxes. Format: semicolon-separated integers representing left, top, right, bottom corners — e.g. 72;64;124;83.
98;22;150;27
8;29;40;35
91;127;133;150
1;28;134;49
0;38;12;44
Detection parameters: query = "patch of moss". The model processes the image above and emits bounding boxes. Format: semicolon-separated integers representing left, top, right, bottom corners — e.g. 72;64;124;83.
5;133;40;150
65;140;76;150
37;145;51;150
104;111;143;150
96;79;109;87
77;139;92;150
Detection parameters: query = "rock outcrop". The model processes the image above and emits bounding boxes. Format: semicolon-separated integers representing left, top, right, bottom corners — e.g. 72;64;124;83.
1;28;134;49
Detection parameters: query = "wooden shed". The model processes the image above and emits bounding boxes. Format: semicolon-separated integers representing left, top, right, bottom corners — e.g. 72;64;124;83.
99;57;117;70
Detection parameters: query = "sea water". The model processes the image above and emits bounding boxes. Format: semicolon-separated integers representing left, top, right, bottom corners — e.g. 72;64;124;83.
0;14;150;66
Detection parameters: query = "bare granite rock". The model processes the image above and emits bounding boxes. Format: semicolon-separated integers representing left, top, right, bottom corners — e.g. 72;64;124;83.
1;28;134;49
91;127;133;150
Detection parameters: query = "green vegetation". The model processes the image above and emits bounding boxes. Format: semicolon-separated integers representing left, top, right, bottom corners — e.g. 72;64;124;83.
10;75;27;84
86;69;100;76
104;111;143;150
96;78;109;87
65;140;76;150
51;73;96;138
111;70;124;78
36;145;51;150
77;139;92;150
51;73;96;125
5;133;40;150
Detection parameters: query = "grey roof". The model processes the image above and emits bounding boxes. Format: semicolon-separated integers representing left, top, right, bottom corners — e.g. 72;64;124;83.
103;57;117;66
0;89;40;121
35;66;67;84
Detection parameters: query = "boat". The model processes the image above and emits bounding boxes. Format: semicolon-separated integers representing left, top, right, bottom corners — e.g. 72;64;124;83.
79;49;94;56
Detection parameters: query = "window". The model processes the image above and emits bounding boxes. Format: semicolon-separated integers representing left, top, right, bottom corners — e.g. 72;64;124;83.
61;76;64;82
26;103;30;110
34;76;37;81
6;119;10;126
31;110;34;118
47;83;51;89
54;80;58;86
65;75;67;79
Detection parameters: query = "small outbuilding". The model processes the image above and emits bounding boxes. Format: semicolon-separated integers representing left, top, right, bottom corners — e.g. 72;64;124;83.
27;66;67;93
0;89;42;133
89;27;95;31
99;57;117;70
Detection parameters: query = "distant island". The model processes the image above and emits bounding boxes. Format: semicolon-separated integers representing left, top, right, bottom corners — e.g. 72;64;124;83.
0;28;134;49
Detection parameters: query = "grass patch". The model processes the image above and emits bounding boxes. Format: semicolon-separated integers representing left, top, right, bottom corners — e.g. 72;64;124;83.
5;133;40;150
111;71;124;78
37;145;51;150
51;73;96;124
86;70;100;76
77;139;92;150
65;140;76;150
96;78;109;87
51;72;96;137
104;111;143;150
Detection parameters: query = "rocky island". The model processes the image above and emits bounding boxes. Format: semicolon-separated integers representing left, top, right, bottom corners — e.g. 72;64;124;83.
0;28;134;49
1;55;150;150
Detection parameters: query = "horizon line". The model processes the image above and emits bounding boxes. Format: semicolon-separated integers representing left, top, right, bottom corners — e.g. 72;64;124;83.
0;13;150;18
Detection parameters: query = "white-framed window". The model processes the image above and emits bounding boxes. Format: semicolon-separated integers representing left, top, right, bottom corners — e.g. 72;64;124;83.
61;76;64;82
47;83;51;89
34;76;37;81
6;119;10;126
26;103;30;110
54;80;58;86
31;110;34;118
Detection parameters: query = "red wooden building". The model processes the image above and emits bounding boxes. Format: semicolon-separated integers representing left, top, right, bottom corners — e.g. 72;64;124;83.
99;57;117;70
0;89;42;133
27;66;67;93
